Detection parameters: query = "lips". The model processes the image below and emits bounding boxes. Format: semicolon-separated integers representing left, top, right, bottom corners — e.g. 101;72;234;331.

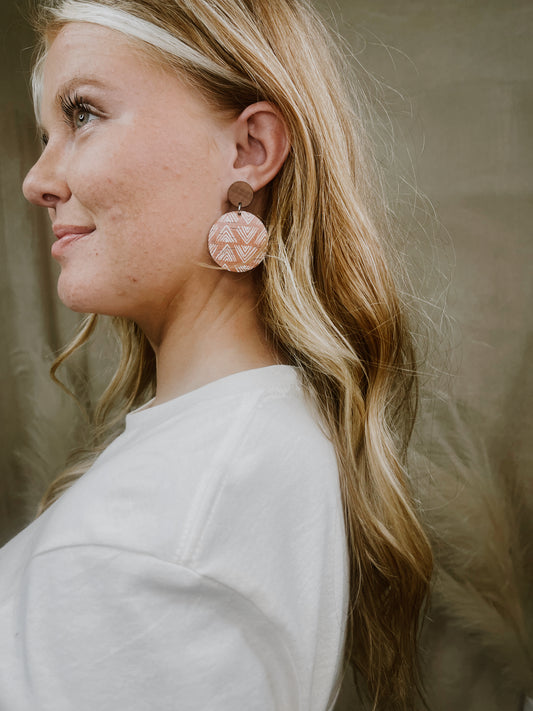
53;224;95;240
51;224;96;258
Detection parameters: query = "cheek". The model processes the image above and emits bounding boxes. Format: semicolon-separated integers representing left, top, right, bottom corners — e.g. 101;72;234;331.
70;158;143;234
69;128;224;260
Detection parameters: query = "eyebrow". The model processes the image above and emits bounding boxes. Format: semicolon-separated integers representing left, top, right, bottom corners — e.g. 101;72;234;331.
54;76;110;106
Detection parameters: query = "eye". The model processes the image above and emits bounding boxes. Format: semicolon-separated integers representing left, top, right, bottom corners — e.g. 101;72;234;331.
59;92;98;131
73;106;94;129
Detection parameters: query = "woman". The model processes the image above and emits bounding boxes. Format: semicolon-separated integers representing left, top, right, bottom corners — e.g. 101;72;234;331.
0;0;433;709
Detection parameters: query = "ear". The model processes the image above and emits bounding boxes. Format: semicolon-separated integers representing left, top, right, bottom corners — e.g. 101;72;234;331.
231;102;290;191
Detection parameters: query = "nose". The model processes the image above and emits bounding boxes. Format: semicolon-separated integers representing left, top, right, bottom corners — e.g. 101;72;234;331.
22;145;71;208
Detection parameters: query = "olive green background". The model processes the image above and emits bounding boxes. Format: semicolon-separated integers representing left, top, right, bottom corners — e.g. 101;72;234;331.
1;1;531;709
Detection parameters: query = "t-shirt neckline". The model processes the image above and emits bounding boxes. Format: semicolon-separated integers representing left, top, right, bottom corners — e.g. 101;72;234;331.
125;364;299;431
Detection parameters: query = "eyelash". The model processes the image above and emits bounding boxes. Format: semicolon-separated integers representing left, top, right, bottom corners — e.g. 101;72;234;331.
59;92;95;129
40;92;99;147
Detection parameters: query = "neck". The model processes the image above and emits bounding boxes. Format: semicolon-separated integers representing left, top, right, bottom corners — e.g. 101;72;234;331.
139;271;284;407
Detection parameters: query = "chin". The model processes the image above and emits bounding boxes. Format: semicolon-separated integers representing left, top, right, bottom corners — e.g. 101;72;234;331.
57;275;109;315
58;286;89;314
57;273;139;320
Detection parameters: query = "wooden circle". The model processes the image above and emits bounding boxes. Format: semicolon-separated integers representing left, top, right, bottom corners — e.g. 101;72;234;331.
208;210;268;272
227;181;254;208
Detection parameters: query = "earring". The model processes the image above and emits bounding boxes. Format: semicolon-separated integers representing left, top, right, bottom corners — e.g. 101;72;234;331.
208;181;269;272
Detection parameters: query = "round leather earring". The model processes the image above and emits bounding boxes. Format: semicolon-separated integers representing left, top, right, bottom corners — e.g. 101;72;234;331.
208;181;269;272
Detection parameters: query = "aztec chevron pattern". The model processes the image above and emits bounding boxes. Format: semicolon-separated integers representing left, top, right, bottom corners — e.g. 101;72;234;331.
208;210;269;272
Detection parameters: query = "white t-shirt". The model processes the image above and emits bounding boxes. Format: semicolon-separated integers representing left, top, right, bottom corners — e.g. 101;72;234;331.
0;365;348;711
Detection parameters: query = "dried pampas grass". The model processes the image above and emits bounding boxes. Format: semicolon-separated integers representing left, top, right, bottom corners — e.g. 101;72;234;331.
412;394;532;696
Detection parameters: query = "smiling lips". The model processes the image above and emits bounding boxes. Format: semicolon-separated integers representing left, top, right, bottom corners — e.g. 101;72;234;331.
53;224;95;240
51;224;96;258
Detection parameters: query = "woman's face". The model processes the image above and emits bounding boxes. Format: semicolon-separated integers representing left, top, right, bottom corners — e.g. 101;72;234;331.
23;22;237;329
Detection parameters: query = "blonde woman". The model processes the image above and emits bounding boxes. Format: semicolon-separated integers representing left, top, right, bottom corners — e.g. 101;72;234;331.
0;1;433;709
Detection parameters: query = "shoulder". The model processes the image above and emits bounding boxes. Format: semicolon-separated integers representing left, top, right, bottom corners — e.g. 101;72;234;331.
227;367;338;487
181;370;342;560
34;366;341;564
19;367;348;707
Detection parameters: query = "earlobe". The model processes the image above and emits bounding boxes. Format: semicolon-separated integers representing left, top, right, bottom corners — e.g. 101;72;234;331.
233;102;290;191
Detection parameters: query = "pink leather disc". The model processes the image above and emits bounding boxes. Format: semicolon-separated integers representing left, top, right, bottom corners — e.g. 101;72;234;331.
208;210;269;272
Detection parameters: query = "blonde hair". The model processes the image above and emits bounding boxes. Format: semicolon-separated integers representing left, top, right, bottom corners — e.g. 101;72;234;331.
31;1;433;707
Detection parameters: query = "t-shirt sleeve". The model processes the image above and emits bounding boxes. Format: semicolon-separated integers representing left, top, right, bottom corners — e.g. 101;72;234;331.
19;544;300;711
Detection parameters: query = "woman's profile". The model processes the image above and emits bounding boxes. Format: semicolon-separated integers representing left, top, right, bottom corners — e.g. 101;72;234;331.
0;1;433;709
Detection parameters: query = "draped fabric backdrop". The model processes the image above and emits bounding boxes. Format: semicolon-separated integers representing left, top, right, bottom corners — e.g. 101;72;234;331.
1;1;531;709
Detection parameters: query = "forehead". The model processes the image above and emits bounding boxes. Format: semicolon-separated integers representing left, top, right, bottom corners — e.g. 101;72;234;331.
42;22;154;90
38;21;219;128
37;21;227;137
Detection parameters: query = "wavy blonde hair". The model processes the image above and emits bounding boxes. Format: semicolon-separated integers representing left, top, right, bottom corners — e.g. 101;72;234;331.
31;0;433;707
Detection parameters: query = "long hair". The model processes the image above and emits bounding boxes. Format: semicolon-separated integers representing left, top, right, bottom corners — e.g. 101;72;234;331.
30;1;433;707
